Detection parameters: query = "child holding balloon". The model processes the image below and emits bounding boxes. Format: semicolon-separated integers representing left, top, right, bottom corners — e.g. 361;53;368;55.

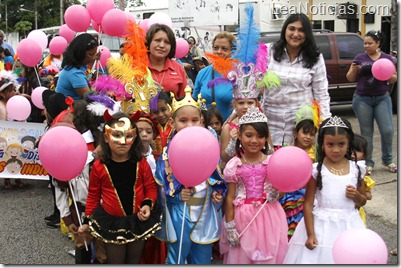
219;106;288;264
154;86;226;264
279;103;320;240
77;112;162;264
283;116;367;264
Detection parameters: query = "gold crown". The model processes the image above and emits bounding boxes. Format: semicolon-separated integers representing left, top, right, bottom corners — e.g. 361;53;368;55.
120;75;159;114
170;86;200;115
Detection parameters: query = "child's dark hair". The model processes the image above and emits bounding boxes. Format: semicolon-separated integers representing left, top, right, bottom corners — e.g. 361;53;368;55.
353;134;368;160
295;119;317;135
205;107;223;129
235;122;269;156
100;112;142;164
315;116;361;190
72;99;101;146
21;135;36;146
150;90;172;113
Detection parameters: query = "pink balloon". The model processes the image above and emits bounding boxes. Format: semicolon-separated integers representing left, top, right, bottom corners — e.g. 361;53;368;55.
87;0;115;24
333;228;388;264
64;5;91;32
31;87;48;109
91;20;101;32
101;9;127;37
38;126;88;181
27;30;48;51
59;24;76;43
372;58;395;81
49;36;67;56
168;126;220;187
267;146;312;192
6;95;31;121
120;11;137;37
139;19;149;32
175;38;190;58
17;38;42;67
148;12;173;29
98;45;111;67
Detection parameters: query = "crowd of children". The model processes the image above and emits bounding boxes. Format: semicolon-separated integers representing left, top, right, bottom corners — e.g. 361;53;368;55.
0;5;396;265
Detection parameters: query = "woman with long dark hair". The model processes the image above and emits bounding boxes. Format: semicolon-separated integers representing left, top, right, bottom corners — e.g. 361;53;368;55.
56;33;99;100
261;13;331;147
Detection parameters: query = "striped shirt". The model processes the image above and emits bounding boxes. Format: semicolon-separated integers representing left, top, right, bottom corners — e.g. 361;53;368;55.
262;44;331;146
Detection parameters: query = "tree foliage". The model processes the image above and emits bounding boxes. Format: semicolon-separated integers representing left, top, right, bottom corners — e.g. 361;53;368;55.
0;0;80;35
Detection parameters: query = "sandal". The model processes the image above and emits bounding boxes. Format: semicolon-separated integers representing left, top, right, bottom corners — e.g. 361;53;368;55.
15;179;26;188
366;166;373;175
383;163;397;173
390;248;397;256
4;179;13;190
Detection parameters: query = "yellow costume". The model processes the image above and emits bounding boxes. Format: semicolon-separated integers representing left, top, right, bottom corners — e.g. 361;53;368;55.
359;175;376;226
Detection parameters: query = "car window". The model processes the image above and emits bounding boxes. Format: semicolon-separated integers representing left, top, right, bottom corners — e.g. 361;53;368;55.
336;35;364;60
314;36;332;60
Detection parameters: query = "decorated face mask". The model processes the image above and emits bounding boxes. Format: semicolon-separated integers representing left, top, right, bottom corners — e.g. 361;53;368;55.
105;117;137;145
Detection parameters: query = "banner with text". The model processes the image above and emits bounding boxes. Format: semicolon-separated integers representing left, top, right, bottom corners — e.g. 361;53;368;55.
169;0;239;27
0;121;48;180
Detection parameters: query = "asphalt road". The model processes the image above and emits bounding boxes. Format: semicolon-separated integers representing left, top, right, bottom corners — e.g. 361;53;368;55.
0;105;398;265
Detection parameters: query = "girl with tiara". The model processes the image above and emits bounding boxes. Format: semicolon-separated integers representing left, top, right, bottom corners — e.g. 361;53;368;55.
284;116;367;264
77;112;162;264
279;102;320;240
219;106;288;264
154;86;226;264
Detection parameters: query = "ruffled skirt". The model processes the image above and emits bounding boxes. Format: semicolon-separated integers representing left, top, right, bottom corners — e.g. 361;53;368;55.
283;207;365;264
87;205;162;244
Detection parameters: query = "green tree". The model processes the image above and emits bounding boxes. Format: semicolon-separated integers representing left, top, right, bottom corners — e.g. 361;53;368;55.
14;20;32;38
0;0;80;36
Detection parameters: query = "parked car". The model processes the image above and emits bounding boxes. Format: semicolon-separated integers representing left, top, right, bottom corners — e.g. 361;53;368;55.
259;30;397;111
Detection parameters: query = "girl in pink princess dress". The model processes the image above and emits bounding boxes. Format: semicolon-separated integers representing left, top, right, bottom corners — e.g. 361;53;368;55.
219;107;288;264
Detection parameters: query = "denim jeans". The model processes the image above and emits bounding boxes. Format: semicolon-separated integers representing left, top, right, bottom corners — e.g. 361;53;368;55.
352;92;394;167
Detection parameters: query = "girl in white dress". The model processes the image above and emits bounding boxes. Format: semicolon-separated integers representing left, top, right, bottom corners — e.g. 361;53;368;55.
283;116;367;264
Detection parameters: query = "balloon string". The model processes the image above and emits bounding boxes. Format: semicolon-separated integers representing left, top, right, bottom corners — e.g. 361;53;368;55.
68;180;89;251
177;201;186;264
34;66;41;87
238;199;268;238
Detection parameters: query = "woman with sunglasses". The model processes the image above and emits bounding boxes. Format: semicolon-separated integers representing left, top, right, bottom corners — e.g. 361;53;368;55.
56;33;100;100
347;30;398;175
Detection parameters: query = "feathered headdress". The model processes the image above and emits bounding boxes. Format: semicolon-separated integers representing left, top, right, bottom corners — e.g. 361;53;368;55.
295;100;322;128
101;20;158;114
206;3;280;99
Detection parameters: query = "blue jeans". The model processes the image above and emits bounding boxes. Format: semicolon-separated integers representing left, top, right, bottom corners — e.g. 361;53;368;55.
352;92;394;167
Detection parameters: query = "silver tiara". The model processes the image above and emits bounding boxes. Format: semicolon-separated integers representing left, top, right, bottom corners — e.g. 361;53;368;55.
321;116;348;129
239;107;268;125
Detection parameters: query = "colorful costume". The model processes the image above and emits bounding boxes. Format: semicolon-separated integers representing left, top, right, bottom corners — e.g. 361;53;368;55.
279;145;316;240
154;122;174;156
359;174;376;226
154;133;227;264
220;156;288;264
283;161;366;264
84;158;161;244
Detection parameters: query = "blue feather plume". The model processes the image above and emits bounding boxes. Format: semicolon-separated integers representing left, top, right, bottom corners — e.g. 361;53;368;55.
233;3;260;66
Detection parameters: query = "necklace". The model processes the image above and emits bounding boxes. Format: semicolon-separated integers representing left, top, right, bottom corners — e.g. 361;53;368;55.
150;69;166;90
328;166;344;175
243;154;265;164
